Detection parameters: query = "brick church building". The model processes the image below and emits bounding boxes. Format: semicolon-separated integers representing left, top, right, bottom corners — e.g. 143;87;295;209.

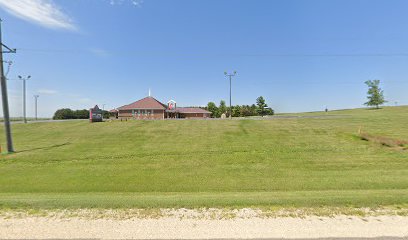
116;96;211;119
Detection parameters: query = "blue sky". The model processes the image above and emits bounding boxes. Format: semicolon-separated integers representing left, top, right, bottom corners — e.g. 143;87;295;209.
0;0;407;117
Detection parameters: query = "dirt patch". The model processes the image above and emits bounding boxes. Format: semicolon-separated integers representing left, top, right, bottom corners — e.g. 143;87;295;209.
359;132;408;150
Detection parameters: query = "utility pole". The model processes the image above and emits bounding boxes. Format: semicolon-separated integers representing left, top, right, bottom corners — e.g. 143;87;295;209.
224;71;237;119
34;95;39;121
0;19;16;153
18;75;31;123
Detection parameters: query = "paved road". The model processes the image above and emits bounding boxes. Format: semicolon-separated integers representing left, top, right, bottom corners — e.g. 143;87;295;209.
2;115;351;124
7;119;87;124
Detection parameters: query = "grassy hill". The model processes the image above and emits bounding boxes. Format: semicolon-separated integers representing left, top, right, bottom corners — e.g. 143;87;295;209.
0;106;407;209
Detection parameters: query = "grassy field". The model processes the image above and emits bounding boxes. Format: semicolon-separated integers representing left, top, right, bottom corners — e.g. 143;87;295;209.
0;106;407;210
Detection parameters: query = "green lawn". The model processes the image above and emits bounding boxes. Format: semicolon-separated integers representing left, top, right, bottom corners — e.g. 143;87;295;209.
0;106;407;209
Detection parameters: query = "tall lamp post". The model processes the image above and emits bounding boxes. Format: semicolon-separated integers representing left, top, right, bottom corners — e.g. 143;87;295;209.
34;95;39;121
18;75;31;123
224;71;237;119
102;104;106;120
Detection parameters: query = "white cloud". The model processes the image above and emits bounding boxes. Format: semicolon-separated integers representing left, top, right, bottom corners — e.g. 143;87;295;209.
109;0;144;7
37;88;58;95
0;0;76;30
131;0;144;7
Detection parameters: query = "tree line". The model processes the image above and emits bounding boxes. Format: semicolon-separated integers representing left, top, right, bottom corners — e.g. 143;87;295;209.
205;96;274;118
53;108;110;120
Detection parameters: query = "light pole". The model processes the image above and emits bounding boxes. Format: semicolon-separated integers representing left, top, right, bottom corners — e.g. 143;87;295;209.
224;71;237;119
34;95;39;120
102;104;106;120
18;75;31;123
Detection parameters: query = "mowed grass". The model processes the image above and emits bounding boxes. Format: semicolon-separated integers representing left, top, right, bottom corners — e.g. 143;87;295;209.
0;106;407;209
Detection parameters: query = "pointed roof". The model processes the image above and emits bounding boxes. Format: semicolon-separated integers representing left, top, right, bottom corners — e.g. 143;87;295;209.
117;96;167;110
90;105;101;111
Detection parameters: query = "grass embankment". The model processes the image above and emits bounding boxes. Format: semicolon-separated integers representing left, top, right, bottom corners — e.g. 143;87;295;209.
0;106;407;210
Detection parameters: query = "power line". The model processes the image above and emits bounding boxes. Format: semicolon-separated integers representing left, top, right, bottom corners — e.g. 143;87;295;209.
16;48;408;58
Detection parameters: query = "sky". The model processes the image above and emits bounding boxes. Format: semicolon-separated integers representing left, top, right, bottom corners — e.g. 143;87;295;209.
0;0;407;117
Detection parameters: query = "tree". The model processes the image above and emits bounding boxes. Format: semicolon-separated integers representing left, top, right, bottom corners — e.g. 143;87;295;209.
250;104;258;116
53;108;92;120
240;105;252;117
74;109;90;119
364;80;386;109
256;96;268;116
219;100;227;117
53;108;75;120
232;105;241;117
205;99;273;118
102;110;110;119
256;96;274;116
264;108;274;116
207;102;218;118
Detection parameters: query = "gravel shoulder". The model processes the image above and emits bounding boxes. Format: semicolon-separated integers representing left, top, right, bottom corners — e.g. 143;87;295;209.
1;209;407;239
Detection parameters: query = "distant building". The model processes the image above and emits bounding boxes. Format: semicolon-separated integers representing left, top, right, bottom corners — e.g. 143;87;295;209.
109;109;119;119
117;96;211;119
